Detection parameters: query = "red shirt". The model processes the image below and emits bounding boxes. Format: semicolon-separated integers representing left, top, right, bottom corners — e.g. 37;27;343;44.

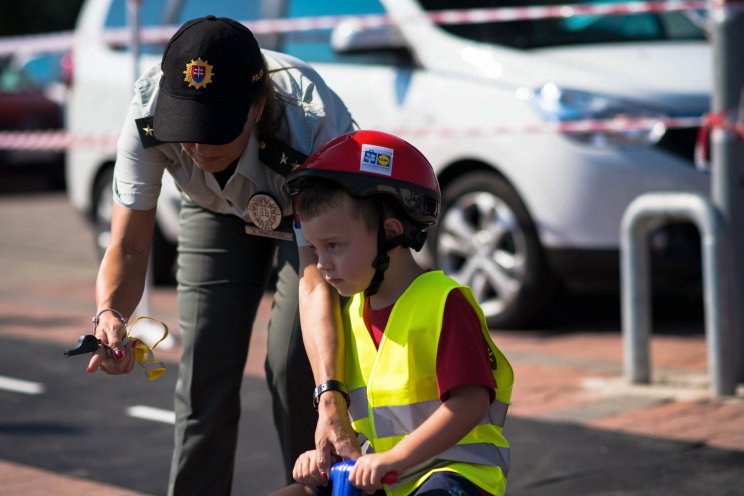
362;288;495;401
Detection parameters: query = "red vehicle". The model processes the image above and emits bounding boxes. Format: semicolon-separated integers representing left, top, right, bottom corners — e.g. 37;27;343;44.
0;53;66;185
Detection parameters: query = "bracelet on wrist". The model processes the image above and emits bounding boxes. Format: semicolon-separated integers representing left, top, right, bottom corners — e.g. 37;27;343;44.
92;308;128;331
313;380;350;410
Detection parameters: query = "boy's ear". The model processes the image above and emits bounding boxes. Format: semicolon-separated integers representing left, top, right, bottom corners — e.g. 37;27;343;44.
383;217;405;240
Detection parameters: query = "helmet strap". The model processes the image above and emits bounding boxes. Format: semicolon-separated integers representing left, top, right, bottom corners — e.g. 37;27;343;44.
364;202;406;297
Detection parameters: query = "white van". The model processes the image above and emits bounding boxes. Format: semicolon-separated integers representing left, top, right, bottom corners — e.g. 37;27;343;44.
65;0;710;327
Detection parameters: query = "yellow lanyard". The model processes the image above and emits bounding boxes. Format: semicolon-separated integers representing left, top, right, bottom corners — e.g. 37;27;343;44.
124;316;169;381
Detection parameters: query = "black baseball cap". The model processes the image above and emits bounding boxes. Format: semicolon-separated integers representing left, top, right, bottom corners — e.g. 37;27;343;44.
153;16;266;145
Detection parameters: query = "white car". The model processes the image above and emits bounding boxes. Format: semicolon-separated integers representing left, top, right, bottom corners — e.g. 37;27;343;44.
66;0;710;326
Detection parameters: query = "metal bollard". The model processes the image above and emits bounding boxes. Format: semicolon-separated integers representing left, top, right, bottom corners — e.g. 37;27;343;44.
620;192;736;396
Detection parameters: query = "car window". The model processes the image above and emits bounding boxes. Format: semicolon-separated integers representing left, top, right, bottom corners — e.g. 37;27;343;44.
418;0;706;49
279;0;408;66
0;62;34;92
20;54;63;87
105;0;264;52
106;0;263;26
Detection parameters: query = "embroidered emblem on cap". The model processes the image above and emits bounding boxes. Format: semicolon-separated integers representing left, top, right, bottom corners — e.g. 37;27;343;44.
360;144;394;177
247;193;282;231
183;57;214;89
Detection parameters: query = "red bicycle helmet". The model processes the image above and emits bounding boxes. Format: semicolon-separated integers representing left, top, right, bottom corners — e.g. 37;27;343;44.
289;130;441;240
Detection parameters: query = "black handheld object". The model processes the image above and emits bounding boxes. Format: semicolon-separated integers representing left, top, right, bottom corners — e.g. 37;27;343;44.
64;334;113;357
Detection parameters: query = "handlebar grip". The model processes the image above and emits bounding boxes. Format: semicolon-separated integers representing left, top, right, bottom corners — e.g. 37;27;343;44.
330;461;399;496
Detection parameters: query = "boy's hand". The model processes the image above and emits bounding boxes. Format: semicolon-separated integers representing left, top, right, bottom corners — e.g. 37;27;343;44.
349;453;401;494
292;450;328;487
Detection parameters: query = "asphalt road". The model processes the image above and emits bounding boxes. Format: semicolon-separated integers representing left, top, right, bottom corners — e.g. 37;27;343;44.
3;332;744;496
0;335;284;495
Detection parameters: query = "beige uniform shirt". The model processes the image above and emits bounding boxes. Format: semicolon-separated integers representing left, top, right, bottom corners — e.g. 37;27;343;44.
113;49;354;222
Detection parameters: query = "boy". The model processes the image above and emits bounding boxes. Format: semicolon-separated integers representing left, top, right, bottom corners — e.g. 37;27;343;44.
276;130;513;495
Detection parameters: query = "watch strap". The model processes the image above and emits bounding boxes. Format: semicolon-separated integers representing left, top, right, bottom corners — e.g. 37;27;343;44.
313;380;350;410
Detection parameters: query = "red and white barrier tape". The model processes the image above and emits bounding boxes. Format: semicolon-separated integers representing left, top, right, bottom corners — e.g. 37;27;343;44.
0;117;704;152
0;0;708;57
0;131;117;151
390;116;702;139
694;110;744;167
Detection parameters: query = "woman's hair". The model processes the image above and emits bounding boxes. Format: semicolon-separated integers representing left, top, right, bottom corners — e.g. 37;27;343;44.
254;56;306;141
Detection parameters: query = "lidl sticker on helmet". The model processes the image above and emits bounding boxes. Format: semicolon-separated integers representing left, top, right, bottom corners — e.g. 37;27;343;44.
360;144;393;177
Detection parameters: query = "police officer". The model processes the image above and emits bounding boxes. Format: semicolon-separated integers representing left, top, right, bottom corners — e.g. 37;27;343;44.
85;16;357;495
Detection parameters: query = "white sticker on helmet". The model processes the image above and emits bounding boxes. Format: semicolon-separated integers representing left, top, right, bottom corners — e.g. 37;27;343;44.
359;144;393;176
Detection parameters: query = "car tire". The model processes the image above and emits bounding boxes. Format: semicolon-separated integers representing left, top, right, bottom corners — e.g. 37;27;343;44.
92;167;176;285
432;172;555;329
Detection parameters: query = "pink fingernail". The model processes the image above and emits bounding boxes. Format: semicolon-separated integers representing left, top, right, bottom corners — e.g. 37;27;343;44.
114;349;123;359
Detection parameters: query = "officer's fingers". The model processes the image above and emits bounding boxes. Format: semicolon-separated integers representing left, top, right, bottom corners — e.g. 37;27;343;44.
315;440;332;478
102;326;128;360
86;351;103;373
99;350;135;375
334;436;361;461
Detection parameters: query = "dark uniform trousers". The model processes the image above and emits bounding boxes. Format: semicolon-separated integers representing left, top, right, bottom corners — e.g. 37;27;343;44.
168;198;317;495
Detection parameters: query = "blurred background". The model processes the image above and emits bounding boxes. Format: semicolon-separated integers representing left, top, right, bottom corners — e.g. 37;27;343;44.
0;0;83;192
1;1;742;494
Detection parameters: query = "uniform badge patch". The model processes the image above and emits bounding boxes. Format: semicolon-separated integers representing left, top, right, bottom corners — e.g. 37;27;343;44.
247;193;282;231
183;57;214;89
245;193;292;241
360;144;394;176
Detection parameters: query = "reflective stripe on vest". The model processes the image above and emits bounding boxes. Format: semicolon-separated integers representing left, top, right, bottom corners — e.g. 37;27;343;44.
343;271;514;496
349;387;509;435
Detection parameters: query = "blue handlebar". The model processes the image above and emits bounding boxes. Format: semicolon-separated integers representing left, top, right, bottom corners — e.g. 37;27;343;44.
330;460;398;495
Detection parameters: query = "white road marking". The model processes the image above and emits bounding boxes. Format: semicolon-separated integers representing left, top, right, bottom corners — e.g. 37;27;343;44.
125;405;176;425
0;375;45;395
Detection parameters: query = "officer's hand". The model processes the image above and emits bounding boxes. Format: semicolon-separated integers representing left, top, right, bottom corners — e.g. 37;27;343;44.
315;391;361;479
86;313;136;375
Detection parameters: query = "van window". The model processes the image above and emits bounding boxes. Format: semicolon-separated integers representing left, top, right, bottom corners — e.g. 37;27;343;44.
105;0;264;52
280;0;407;66
418;0;706;49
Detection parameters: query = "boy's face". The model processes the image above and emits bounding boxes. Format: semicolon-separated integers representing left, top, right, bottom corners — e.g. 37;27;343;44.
301;196;378;297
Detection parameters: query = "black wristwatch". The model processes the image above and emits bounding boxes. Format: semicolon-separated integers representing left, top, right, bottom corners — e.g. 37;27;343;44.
312;380;350;410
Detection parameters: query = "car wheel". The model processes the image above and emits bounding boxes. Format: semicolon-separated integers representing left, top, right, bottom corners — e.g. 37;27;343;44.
91;167;176;285
432;172;555;328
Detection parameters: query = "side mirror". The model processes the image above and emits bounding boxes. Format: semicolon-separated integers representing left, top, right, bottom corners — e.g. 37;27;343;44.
331;19;407;54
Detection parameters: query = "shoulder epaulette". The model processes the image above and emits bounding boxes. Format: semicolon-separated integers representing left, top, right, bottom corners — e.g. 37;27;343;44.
135;116;163;149
258;138;308;177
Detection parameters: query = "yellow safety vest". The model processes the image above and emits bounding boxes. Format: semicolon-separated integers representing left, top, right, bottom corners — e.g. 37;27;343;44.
343;271;513;496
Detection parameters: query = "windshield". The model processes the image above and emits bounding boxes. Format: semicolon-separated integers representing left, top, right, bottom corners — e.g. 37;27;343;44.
419;0;706;49
105;0;266;52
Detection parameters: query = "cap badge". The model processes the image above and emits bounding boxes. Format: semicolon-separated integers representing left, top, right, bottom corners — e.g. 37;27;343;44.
183;57;214;89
